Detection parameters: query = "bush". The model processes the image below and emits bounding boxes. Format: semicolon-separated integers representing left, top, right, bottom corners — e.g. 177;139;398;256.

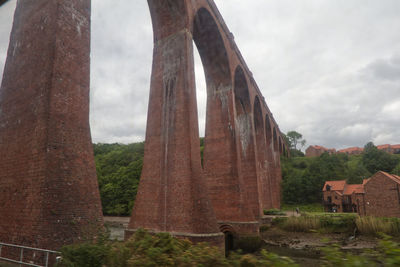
59;243;110;267
321;235;400;266
264;208;286;216
281;203;324;213
271;217;288;226
58;229;300;267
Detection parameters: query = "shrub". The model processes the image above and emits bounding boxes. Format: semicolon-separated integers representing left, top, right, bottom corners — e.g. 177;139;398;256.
272;217;288;226
321;235;400;266
58;243;110;267
263;208;286;216
58;229;300;267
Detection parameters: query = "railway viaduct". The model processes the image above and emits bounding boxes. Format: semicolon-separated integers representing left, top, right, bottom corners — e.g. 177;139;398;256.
0;0;287;251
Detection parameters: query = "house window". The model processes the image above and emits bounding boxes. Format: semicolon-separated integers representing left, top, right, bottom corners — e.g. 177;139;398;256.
335;196;338;199
327;196;332;203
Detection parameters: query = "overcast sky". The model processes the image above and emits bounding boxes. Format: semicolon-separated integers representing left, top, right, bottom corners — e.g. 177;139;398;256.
1;0;399;150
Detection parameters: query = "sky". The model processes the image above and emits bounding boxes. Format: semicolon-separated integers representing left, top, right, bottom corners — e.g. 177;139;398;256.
0;0;399;150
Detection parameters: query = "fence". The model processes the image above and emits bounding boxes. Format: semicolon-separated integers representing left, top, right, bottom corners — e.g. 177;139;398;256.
0;242;61;267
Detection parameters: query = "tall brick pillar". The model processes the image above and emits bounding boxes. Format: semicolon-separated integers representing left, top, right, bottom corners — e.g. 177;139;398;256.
0;0;103;251
126;0;224;246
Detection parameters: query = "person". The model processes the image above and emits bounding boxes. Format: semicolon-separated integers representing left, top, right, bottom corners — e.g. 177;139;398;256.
295;207;299;214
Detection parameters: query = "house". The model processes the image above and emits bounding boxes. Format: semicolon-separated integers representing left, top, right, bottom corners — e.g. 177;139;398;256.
337;147;363;155
392;144;400;154
322;180;364;213
363;172;400;217
322;172;400;217
377;144;391;153
305;145;336;157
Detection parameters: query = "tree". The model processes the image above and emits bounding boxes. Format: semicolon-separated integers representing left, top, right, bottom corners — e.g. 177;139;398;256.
286;131;306;151
362;142;399;174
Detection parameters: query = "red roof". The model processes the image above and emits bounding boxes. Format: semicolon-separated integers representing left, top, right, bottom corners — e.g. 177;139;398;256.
310;145;335;151
338;147;363;153
312;145;328;150
391;144;400;149
344;184;364;195
323;180;346;191
377;144;390;149
362;178;370;185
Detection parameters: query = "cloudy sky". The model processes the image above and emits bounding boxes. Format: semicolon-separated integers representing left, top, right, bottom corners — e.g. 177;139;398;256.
1;0;399;150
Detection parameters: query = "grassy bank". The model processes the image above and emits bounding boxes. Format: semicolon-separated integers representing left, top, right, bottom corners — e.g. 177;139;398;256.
281;203;324;213
272;212;400;236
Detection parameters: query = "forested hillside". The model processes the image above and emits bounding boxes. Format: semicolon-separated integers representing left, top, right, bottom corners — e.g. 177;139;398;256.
282;144;400;204
94;141;400;215
94;143;144;216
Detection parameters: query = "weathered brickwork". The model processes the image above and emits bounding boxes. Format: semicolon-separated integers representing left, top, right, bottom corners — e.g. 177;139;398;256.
0;0;285;251
364;172;400;217
0;0;103;252
127;0;286;244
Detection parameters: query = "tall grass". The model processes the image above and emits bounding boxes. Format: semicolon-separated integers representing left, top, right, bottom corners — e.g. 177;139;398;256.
281;216;321;232
275;212;400;236
356;216;400;236
276;213;357;233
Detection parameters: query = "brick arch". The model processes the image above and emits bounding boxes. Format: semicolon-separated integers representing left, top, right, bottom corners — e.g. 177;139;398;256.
279;137;283;154
265;114;273;146
192;8;254;225
219;224;236;234
234;66;251;116
273;127;278;152
234;65;260;218
0;0;288;250
254;96;272;210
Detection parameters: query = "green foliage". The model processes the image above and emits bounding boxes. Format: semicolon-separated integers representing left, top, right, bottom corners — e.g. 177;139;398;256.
58;231;111;267
321;235;400;267
281;144;399;205
94;142;144;216
281;203;324;212
280;216;321;232
393;162;400;176
274;213;358;234
355;216;400;236
282;153;350;204
59;243;110;267
321;243;373;267
286;131;306;151
362;142;399;174
58;229;299;267
263;208;286;215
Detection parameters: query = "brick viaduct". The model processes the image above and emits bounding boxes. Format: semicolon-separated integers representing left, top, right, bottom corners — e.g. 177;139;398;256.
0;0;287;251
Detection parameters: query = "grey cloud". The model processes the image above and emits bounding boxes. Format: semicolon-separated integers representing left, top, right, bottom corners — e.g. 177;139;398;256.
363;56;400;81
1;0;400;148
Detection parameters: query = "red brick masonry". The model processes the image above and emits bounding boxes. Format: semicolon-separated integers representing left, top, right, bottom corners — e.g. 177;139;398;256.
127;0;286;244
0;0;103;252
